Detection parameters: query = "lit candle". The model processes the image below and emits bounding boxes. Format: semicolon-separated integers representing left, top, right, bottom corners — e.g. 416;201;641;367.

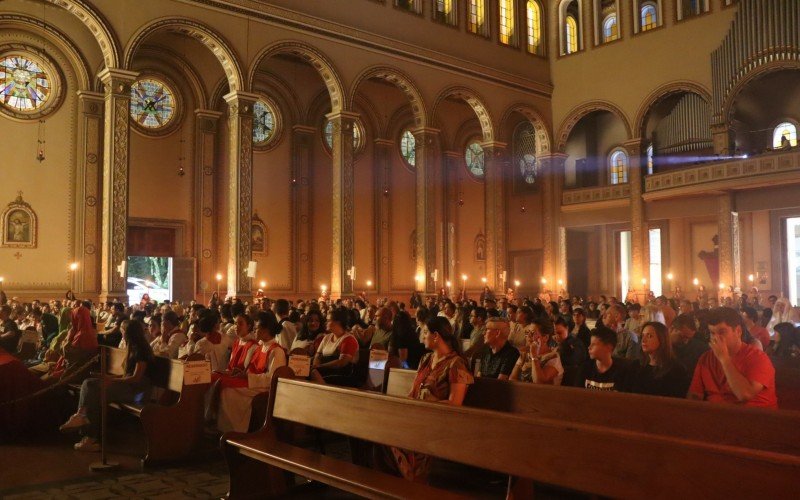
718;283;725;290
69;262;79;271
259;280;267;289
748;274;754;283
557;279;564;286
514;279;520;288
366;280;373;287
693;278;699;287
481;277;487;284
666;273;673;281
215;273;223;282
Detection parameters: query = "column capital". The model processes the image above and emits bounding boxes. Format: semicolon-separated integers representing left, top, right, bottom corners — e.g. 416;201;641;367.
292;125;317;135
195;109;223;120
373;138;395;147
412;126;441;138
480;141;508;151
76;91;104;115
98;68;138;86
623;138;645;154
325;110;361;122
442;150;462;159
223;91;260;109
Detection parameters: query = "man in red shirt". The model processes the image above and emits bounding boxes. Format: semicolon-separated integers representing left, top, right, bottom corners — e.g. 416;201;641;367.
688;307;777;409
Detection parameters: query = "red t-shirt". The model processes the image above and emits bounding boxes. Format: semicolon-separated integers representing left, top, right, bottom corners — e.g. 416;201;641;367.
750;325;771;350
689;343;778;409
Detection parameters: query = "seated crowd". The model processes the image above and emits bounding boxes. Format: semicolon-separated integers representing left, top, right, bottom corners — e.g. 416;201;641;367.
1;286;798;477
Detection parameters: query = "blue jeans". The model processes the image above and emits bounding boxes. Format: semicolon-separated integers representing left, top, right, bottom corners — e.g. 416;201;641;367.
79;378;150;438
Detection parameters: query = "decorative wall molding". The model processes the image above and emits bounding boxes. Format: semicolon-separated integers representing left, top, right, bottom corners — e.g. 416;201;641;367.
349;65;427;129
556;100;632;152
644;150;800;198
561;184;631;206
431;86;494;143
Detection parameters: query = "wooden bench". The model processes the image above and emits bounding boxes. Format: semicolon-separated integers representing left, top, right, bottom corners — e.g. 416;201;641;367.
385;367;800;456
102;347;209;467
223;374;800;499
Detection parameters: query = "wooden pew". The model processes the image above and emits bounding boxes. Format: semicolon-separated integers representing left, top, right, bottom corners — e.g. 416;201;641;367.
223;375;800;499
385;367;800;456
103;347;209;467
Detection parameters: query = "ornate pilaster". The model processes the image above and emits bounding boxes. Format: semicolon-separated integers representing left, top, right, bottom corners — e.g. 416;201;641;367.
443;151;461;290
98;68;137;302
718;192;741;292
223;91;259;301
711;122;735;156
482;142;508;291
328;111;359;297
538;153;568;287
194;110;222;295
374;139;394;294
293;126;316;294
625;138;648;302
75;91;104;295
414;127;440;293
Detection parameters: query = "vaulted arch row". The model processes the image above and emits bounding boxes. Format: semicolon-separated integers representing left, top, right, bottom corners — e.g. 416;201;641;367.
498;104;556;298
430;87;500;294
246;41;345;297
349;67;430;295
123;18;248;301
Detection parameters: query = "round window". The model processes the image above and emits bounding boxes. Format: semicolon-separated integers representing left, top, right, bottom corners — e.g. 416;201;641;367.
465;142;485;178
130;78;177;130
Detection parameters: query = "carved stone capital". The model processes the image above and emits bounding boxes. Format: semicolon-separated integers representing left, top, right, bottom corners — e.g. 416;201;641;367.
98;68;138;97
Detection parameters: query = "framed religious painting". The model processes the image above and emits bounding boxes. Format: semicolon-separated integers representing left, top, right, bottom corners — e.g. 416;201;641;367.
1;192;37;248
251;212;267;255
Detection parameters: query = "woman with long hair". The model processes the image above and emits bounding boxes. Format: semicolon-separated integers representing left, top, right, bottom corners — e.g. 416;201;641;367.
292;309;326;356
60;320;153;451
626;321;689;398
310;308;360;387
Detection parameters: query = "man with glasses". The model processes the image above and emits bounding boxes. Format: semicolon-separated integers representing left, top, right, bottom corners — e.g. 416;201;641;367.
477;317;519;380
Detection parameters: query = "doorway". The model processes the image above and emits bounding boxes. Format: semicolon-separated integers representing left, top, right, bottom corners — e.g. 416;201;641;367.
127;256;173;304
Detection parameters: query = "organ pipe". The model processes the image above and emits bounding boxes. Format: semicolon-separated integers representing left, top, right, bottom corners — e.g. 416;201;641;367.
712;0;800;120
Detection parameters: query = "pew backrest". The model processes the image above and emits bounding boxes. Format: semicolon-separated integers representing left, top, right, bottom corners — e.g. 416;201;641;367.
384;367;416;397
266;377;800;499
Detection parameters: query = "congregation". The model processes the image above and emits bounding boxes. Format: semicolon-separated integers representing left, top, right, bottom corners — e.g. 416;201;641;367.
1;284;797;482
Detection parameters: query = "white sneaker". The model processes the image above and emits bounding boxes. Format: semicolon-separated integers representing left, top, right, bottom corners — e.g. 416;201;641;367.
74;436;100;452
59;413;89;432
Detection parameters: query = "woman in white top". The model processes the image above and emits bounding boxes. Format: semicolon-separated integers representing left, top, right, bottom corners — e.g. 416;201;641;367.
150;311;187;359
509;317;564;386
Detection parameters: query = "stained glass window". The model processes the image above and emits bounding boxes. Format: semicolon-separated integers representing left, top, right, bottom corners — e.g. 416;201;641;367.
396;0;421;13
514;123;537;185
253;100;275;145
609;149;629;185
641;3;658;31
603;14;619;43
466;142;485;177
468;0;487;36
526;1;542;54
434;0;457;25
400;130;416;166
130;78;176;129
773;122;798;149
646;143;654;175
566;16;579;54
0;55;51;112
324;118;363;151
499;0;516;45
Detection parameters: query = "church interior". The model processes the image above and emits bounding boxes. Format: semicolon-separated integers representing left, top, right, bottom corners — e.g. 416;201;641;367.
1;0;800;498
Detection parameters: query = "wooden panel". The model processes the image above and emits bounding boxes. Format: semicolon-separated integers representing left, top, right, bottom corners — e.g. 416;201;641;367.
265;379;800;499
127;226;176;257
384;368;416;397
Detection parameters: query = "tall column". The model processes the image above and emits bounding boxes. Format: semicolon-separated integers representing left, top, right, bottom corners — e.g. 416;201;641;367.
292;126;316;294
625;138;649;303
98;68;137;302
75;91;104;295
328;111;359;297
718;192;741;293
414;127;440;293
538;153;568;289
483;142;508;292
374;139;393;293
194;110;221;296
223;91;259;301
443;151;461;291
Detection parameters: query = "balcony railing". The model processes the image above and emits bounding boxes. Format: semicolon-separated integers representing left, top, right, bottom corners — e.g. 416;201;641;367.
562;184;631;206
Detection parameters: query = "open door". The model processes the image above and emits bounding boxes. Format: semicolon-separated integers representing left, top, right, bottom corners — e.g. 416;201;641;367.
172;257;196;303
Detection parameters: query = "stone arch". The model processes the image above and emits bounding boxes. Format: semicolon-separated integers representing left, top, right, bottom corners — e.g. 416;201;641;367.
248;41;344;114
124;17;244;92
499;103;552;156
0;14;91;90
634;80;711;137
431;86;495;143
43;0;120;68
722;60;800;124
556;100;632;152
349;66;427;128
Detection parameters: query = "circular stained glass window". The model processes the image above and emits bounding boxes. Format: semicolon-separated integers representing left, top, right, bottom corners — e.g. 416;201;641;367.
324;118;363;152
0;54;52;113
466;142;485;177
400;130;416;167
130;78;176;130
253;100;276;146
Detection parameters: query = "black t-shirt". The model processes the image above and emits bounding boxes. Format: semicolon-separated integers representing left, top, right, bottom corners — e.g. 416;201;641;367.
673;336;709;376
624;361;689;398
575;357;629;391
558;335;587;368
479;341;520;379
126;343;155;378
